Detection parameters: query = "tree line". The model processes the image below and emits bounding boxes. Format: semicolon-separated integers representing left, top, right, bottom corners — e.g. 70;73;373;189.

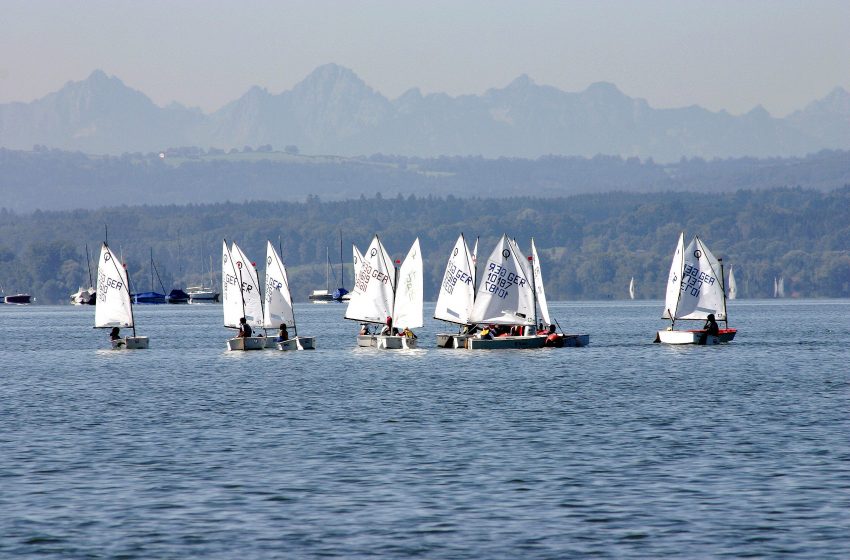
1;187;848;304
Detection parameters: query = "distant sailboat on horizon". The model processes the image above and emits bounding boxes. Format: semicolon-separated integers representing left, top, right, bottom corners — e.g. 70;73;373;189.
629;277;635;300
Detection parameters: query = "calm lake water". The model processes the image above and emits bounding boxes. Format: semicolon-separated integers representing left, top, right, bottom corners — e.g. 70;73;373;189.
1;300;848;559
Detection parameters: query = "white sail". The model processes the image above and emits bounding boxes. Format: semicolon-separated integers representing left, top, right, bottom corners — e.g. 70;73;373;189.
345;235;395;324
95;242;134;328
472;236;479;290
264;241;295;328
629;277;635;300
230;242;264;327
434;234;476;325
352;244;364;283
221;240;243;328
530;238;551;326
469;234;536;326
778;277;785;298
661;232;685;319
392;238;424;330
728;266;737;300
671;235;726;321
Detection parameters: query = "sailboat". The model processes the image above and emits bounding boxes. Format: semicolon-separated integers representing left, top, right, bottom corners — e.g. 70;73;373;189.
775;276;786;298
529;238;589;347
654;232;737;345
728;266;738;300
345;235;423;349
629;277;636;300
434;233;478;348
71;244;97;305
132;249;167;304
332;232;350;302
462;234;545;349
264;241;315;350
222;240;266;351
188;256;220;303
309;248;336;303
95;242;148;349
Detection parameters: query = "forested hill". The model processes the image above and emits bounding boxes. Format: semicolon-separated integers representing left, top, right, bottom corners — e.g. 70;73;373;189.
2;147;850;212
1;188;848;304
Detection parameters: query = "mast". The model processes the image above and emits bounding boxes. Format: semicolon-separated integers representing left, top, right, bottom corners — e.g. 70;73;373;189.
528;248;538;333
719;257;729;328
85;243;94;288
104;241;137;338
325;247;330;292
126;257;137;338
339;230;345;290
280;238;298;338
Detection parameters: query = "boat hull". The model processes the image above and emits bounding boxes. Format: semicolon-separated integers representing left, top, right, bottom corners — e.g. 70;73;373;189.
654;328;737;345
4;294;31;304
112;336;149;349
227;336;267;351
132;292;166;304
357;334;417;349
357;334;376;347
276;337;316;351
436;333;473;349
466;335;547;350
557;334;591;347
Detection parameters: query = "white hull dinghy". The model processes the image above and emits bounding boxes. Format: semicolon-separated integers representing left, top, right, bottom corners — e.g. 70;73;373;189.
434;234;478;349
345;236;423;350
263;241;316;351
95;241;149;349
222;240;266;351
654;232;737;345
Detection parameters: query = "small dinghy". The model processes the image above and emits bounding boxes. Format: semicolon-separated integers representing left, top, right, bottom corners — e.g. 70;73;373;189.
264;241;315;351
654;232;737;345
95;242;149;349
222;240;266;350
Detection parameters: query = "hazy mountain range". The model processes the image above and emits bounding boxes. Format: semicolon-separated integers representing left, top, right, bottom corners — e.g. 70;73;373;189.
2;64;850;161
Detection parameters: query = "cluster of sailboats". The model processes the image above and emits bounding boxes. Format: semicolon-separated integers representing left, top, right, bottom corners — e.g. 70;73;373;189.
92;231;739;350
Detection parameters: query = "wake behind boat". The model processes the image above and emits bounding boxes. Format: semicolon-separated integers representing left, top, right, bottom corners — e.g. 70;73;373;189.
654;232;737;345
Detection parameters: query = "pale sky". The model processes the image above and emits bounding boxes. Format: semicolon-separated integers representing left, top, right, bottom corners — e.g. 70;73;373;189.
2;0;848;117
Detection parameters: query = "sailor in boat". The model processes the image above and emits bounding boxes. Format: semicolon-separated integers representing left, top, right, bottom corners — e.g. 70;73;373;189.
237;317;252;338
109;327;124;348
402;326;417;340
276;324;289;343
359;323;371;335
380;316;399;336
543;324;564;347
477;325;494;340
699;314;720;345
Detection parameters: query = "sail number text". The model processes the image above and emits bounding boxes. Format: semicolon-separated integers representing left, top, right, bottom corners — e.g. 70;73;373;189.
97;270;123;301
681;263;715;296
355;261;390;292
224;272;255;294
484;262;525;299
441;262;472;294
